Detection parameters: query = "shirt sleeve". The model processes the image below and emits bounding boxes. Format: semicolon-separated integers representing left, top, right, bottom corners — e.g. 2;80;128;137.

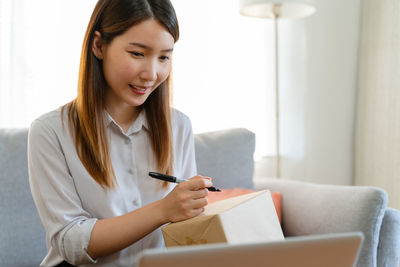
28;118;97;265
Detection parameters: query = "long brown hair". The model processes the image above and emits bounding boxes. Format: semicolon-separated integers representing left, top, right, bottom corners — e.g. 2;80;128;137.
62;0;179;189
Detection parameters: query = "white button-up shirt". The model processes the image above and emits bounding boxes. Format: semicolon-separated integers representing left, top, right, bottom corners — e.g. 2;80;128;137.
28;107;197;266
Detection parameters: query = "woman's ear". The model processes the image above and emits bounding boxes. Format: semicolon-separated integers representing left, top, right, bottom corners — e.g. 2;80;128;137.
92;31;103;60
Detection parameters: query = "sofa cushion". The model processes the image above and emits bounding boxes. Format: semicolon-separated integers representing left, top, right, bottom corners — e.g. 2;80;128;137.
0;128;46;266
194;128;255;190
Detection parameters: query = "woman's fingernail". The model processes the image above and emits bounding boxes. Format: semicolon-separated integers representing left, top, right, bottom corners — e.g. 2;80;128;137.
204;180;212;187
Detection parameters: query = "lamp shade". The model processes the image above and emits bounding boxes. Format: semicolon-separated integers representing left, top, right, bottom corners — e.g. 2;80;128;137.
239;0;316;19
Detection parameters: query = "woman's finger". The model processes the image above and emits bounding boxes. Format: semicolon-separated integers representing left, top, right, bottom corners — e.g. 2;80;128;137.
182;177;212;191
190;207;205;217
191;188;208;199
190;197;208;209
189;175;212;181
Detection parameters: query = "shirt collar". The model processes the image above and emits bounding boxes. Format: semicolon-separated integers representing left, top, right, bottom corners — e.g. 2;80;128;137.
104;110;149;135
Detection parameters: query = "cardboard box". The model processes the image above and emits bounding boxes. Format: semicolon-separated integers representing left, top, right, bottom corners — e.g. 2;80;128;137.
162;190;284;247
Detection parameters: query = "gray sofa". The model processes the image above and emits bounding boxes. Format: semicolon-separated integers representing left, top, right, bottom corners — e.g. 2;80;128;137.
1;128;399;266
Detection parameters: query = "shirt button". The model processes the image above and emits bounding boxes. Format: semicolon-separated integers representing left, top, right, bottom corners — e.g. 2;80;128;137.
128;169;134;175
125;139;131;144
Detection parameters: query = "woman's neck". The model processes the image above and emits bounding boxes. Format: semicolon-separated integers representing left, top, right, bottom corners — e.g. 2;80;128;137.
105;103;140;133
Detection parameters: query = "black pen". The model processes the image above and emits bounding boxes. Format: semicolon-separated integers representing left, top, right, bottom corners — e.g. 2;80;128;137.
148;172;221;192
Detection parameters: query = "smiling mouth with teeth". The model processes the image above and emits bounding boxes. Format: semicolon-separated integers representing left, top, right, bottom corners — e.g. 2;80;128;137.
129;84;150;95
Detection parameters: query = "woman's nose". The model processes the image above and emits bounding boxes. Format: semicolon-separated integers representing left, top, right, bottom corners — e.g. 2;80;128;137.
139;60;157;81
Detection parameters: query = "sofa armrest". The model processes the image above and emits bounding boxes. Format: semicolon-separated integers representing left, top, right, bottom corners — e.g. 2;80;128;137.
377;207;400;267
254;177;388;267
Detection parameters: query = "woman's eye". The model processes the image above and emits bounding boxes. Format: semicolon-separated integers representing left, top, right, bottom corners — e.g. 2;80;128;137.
159;56;170;62
129;51;143;57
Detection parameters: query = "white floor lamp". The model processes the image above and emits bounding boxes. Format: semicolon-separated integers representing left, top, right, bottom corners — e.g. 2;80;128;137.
239;0;316;178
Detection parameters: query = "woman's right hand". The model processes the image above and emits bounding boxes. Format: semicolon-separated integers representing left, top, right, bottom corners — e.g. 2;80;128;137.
159;175;212;223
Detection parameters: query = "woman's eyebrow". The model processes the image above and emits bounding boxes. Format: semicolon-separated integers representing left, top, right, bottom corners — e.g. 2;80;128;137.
128;42;173;52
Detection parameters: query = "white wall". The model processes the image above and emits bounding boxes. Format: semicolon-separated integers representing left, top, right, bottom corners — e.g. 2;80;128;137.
0;0;97;127
355;0;400;208
256;0;362;185
171;0;276;158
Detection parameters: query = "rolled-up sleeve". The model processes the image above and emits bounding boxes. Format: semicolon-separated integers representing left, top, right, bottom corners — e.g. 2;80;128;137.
28;119;97;265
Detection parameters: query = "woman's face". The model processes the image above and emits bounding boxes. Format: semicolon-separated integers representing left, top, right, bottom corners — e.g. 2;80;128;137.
94;19;175;111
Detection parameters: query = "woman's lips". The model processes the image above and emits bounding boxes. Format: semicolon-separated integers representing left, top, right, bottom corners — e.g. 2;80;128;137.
129;84;150;95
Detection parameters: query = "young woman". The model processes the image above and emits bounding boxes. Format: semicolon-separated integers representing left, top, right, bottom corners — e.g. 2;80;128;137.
28;0;212;266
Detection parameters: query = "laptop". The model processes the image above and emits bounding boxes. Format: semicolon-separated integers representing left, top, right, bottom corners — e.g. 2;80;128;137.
137;232;363;267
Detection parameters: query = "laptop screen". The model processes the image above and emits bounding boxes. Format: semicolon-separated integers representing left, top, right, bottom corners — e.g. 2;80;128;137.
137;232;363;267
